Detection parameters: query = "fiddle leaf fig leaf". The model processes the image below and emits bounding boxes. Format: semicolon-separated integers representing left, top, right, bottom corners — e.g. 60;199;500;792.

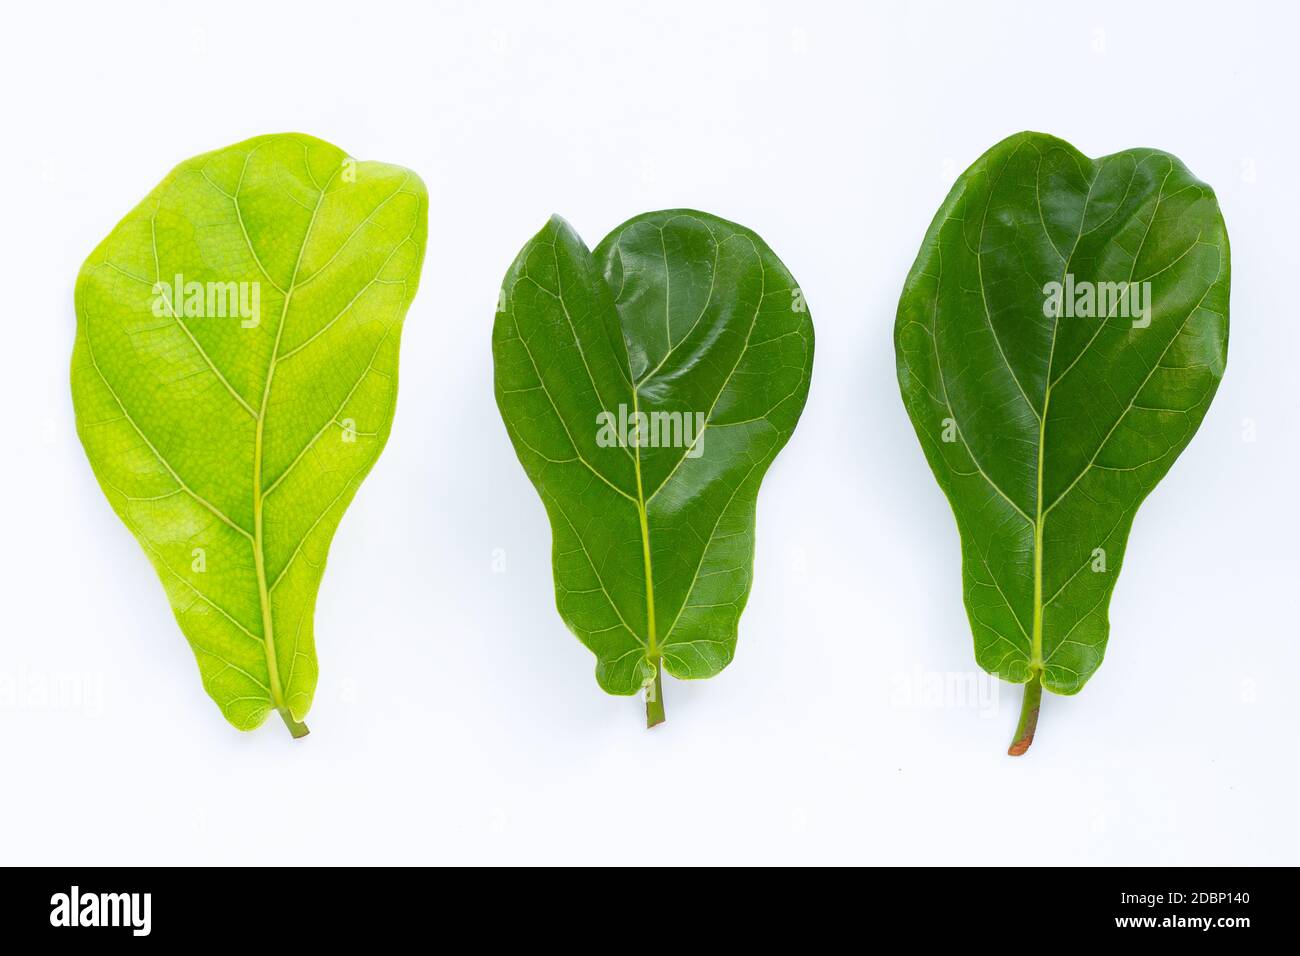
895;131;1229;754
72;133;428;736
493;210;813;726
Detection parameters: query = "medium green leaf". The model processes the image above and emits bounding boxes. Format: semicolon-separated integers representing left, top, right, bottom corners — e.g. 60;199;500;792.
72;133;428;735
895;132;1229;754
493;211;814;725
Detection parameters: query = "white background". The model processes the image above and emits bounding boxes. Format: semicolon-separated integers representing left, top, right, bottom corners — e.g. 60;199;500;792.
2;0;1295;865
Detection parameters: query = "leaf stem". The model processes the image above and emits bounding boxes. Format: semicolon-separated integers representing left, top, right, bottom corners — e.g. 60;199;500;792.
645;661;665;728
279;709;310;739
1007;676;1042;756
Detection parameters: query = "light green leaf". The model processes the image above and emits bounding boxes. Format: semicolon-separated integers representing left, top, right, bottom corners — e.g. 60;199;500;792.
493;211;813;725
895;131;1229;753
72;133;427;735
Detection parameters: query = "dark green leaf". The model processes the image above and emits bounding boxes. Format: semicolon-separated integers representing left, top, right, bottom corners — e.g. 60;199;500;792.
494;211;814;725
895;132;1229;753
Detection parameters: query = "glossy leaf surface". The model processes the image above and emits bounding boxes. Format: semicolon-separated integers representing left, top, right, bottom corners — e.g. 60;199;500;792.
494;211;813;723
72;133;427;734
895;132;1229;752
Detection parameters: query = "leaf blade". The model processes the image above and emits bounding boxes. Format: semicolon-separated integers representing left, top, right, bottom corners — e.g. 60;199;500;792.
495;210;813;709
72;133;428;732
896;131;1229;721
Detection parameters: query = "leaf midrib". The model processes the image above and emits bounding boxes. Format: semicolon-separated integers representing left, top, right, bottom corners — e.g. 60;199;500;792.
1029;150;1099;673
247;156;341;722
630;385;659;662
967;139;1099;674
